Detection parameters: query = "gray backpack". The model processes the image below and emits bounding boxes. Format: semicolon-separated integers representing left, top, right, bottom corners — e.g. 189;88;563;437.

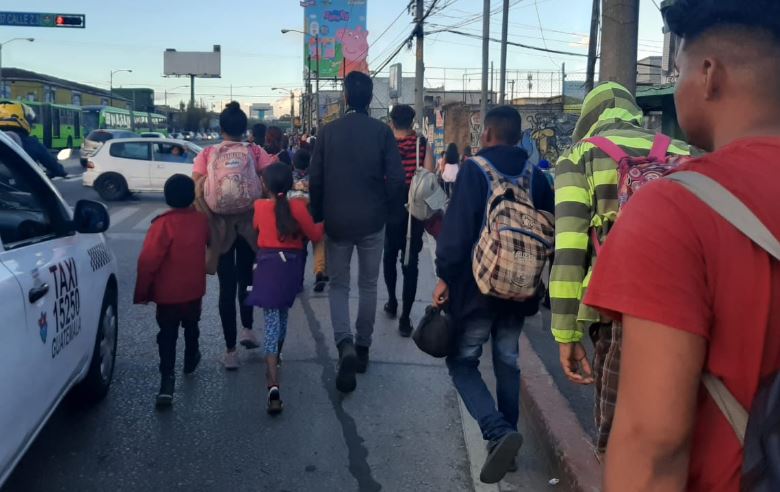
669;171;780;492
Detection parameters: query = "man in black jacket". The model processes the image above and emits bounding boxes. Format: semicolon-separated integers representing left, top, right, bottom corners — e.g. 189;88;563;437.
310;71;404;393
433;106;554;484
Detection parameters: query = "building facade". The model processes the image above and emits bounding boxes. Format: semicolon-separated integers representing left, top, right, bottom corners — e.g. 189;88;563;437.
1;67;129;108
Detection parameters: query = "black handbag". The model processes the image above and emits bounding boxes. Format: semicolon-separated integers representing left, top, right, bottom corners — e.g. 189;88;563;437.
412;306;454;358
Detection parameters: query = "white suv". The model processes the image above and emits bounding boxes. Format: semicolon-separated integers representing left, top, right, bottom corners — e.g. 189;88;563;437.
0;131;119;486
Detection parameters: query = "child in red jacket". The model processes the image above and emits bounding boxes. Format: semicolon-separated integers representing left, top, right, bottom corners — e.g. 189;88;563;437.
245;162;324;414
134;175;209;408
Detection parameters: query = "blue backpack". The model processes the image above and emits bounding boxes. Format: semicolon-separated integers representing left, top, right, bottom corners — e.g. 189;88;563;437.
669;171;780;491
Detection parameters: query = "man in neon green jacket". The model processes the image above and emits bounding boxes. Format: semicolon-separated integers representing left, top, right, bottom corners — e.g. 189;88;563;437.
549;82;695;453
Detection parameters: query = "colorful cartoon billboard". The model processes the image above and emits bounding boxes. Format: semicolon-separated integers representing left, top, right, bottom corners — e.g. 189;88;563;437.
302;0;369;79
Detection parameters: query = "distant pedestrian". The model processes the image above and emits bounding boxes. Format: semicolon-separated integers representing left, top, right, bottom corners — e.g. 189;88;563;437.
290;149;329;292
192;101;274;370
439;142;460;196
266;126;292;166
587;2;780;490
134;175;209;407
249;123;267;145
310;71;404;392
383;104;434;337
245;162;324;414
434;106;554;484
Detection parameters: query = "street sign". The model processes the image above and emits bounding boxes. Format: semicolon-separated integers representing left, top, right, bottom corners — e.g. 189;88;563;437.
0;12;85;28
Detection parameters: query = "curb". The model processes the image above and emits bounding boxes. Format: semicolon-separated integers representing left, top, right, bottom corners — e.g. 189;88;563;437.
519;333;602;492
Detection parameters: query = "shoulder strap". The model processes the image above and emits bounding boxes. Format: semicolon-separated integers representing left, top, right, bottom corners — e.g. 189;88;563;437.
582;136;630;163
648;133;672;161
667;171;780;260
416;137;421;169
702;373;748;445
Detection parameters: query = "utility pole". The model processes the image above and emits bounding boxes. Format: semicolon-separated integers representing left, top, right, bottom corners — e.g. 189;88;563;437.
480;0;490;125
490;61;494;104
600;0;639;94
499;0;509;104
585;0;601;93
509;79;515;103
315;34;320;130
414;0;425;131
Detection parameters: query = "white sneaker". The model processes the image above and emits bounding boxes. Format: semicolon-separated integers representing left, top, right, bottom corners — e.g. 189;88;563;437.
239;328;260;349
221;350;240;371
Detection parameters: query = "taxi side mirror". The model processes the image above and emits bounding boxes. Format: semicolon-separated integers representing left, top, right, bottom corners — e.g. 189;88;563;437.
73;200;110;234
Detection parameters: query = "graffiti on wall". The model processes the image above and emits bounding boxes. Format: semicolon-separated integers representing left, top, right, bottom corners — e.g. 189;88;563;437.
469;112;482;152
521;112;578;164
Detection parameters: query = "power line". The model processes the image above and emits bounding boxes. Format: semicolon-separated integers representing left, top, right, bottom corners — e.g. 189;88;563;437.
429;28;591;57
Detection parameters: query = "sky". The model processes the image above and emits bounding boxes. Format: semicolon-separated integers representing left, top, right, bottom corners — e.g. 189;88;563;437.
1;0;667;112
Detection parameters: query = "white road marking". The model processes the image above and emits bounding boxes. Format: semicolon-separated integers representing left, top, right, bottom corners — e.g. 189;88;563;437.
62;174;84;182
132;208;167;230
108;206;140;228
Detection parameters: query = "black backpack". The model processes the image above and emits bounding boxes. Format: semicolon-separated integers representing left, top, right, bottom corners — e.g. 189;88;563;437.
669;171;780;491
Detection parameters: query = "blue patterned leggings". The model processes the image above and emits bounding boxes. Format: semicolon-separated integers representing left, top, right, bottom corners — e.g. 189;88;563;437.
263;309;288;356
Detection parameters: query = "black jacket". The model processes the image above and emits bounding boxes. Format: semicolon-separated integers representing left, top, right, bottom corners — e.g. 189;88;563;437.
16;132;66;177
309;110;404;241
435;145;555;322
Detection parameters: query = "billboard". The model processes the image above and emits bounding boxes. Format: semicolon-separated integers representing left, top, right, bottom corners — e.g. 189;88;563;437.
164;46;221;78
303;0;368;79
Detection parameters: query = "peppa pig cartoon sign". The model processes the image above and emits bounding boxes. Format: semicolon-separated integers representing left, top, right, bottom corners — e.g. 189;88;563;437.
303;0;368;79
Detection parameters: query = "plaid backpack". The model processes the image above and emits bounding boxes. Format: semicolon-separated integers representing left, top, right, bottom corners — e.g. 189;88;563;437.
583;134;683;253
471;156;554;301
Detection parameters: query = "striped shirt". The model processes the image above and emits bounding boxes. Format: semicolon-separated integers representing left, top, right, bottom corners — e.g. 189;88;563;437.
549;82;696;344
397;133;427;185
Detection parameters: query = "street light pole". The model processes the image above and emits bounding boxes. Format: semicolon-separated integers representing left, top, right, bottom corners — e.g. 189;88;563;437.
110;68;132;107
0;38;35;99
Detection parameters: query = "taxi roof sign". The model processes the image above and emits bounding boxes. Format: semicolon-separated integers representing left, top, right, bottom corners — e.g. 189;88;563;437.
0;11;85;28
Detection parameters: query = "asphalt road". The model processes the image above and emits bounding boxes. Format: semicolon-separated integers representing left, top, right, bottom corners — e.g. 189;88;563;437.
2;161;562;492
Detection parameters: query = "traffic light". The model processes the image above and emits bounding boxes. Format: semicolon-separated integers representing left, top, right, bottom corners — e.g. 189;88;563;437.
54;14;84;28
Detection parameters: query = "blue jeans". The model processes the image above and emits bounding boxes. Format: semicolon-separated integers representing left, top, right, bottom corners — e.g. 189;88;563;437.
446;313;524;442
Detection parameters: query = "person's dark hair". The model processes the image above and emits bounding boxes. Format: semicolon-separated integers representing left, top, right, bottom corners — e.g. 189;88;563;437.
219;101;248;139
265;126;284;154
484;106;523;145
463;145;473;157
344;71;373;110
390;105;415;130
163;174;195;209
263;162;299;242
251;123;267;144
294;149;311;171
445;143;459;164
662;0;780;42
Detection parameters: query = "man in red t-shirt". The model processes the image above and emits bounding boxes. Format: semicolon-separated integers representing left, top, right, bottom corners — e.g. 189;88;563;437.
584;1;780;490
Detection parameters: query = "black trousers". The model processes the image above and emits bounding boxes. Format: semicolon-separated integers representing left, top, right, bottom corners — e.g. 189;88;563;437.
383;208;425;320
156;300;202;376
217;237;255;350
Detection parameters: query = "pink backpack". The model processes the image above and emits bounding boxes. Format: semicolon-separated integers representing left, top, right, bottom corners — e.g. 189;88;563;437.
203;142;262;215
584;134;684;254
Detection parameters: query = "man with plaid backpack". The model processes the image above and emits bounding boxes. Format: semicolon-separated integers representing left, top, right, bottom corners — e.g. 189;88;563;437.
433;106;554;484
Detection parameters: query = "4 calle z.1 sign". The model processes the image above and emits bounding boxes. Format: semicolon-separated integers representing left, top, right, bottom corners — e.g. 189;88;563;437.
0;11;85;28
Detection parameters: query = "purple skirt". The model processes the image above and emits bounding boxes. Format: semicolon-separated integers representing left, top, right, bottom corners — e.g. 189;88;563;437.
245;248;306;309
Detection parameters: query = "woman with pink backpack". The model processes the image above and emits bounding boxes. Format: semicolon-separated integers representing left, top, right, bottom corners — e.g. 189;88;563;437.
192;101;274;370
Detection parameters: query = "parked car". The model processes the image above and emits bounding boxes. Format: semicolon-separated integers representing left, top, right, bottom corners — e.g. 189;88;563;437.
140;132;166;139
82;138;202;201
0;131;118;486
182;131;194;141
79;129;138;167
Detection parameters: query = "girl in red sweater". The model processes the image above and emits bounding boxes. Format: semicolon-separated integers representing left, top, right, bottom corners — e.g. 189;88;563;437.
245;162;324;414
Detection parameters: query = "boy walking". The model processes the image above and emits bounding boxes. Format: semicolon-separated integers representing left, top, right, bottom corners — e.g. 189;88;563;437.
585;1;780;490
134;175;209;407
434;106;554;483
291;149;328;292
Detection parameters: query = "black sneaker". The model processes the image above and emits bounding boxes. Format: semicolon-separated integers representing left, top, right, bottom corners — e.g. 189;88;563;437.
183;350;202;375
481;432;523;484
314;273;328;293
399;317;413;338
383;299;398;318
356;345;369;374
267;386;283;415
155;375;175;408
336;340;358;393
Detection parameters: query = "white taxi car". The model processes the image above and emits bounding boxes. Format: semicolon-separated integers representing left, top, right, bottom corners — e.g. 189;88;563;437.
83;138;202;201
0;131;118;486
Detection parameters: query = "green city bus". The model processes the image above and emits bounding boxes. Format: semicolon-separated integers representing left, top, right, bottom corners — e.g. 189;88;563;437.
81;105;168;135
1;100;86;150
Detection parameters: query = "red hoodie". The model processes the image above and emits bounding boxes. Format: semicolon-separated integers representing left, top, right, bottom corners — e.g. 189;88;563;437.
134;208;209;305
